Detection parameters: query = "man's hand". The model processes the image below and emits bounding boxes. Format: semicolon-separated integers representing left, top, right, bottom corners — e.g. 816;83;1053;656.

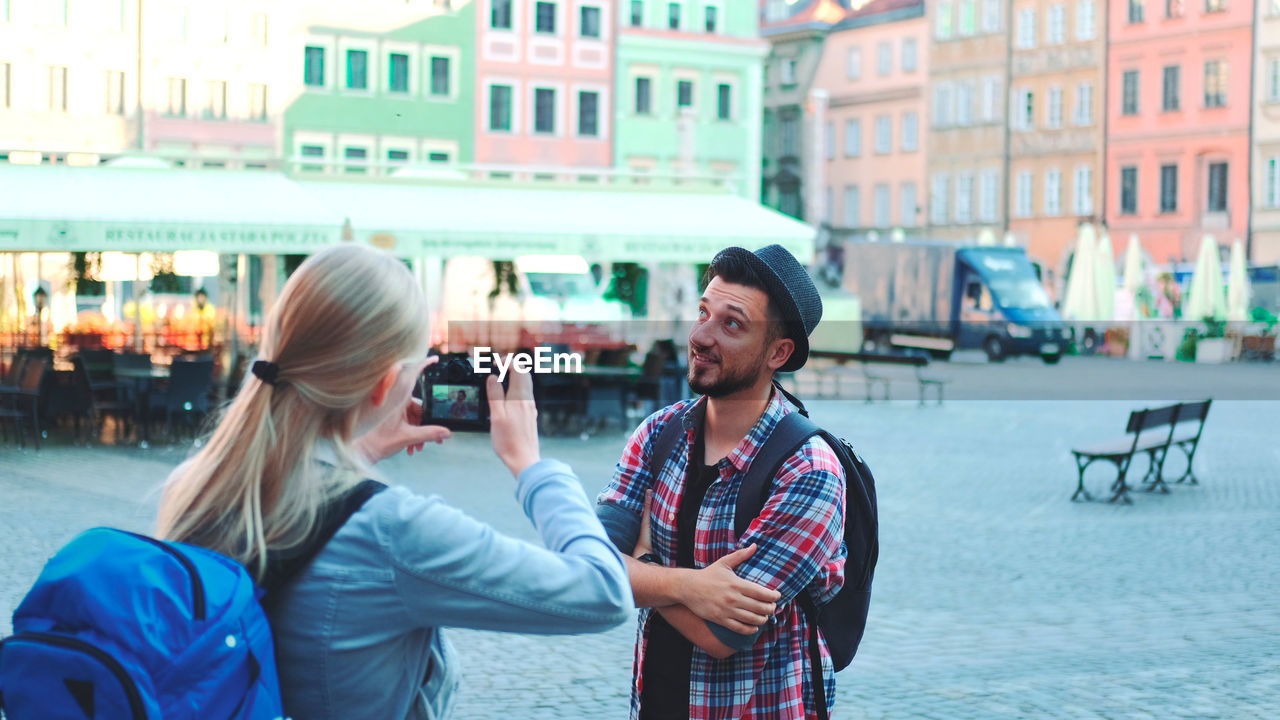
676;545;780;635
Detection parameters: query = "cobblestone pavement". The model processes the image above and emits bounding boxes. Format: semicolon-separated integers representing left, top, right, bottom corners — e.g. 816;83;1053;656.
2;357;1278;719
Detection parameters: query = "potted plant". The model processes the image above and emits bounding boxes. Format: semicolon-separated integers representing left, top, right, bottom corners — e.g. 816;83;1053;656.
1195;317;1230;364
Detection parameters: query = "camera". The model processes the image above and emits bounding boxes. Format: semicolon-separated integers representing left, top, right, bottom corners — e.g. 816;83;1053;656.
418;353;495;432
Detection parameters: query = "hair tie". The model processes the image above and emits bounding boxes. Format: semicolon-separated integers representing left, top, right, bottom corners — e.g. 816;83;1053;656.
252;360;281;386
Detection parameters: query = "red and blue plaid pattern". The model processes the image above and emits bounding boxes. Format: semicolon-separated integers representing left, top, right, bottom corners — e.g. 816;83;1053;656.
598;391;847;719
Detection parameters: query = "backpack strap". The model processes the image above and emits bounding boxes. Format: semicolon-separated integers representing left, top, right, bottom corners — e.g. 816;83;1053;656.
647;405;691;484
260;479;387;595
733;411;821;538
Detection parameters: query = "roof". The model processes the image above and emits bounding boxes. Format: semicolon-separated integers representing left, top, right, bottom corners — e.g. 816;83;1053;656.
298;179;817;262
0;164;345;253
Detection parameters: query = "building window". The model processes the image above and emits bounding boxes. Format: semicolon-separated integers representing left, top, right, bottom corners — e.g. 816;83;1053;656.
251;13;268;46
580;6;601;37
1015;171;1033;217
1205;0;1226;11
429;152;450;163
845;119;862;157
344;146;367;174
874;184;892;228
982;0;1001;31
981;75;1002;122
1159;164;1178;212
489;84;512;131
955;173;974;224
534;88;556;133
780;59;797;85
430;57;452;97
1207;162;1228;212
901;182;918;226
781;115;798;156
677;79;693;108
1120;166;1138;214
1266;157;1280;208
958;0;976;35
934;83;953;126
388;149;411;164
931;174;950;224
1129;0;1144;22
1162;65;1180;111
492;0;513;28
1047;86;1063;128
105;70;125;115
824;122;835;160
1076;0;1095;39
634;77;651;114
536;1;557;33
936;1;953;39
874;115;892;154
166;77;186;116
300;145;325;172
877;42;892;76
579;91;599;136
206;80;227;119
1269;59;1280;102
1122;71;1139;115
956;81;974;126
389;54;409;93
902;112;918;151
717;83;731;120
1075;82;1093;125
902;39;917;72
1016;88;1034;130
668;2;680;29
1016;8;1035;48
979;170;998;222
1044;168;1062;216
1;63;10;110
847;47;862;80
1073;165;1093;215
304;47;325;87
347;50;368;90
844;185;861;227
630;0;643;26
1204;60;1227;108
1166;0;1185;16
249;83;268;120
705;6;717;32
1047;4;1064;44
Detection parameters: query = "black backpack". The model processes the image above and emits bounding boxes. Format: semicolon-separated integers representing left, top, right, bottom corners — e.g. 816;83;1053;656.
649;384;878;717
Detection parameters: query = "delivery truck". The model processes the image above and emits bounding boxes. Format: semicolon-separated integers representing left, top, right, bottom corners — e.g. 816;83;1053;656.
842;239;1066;363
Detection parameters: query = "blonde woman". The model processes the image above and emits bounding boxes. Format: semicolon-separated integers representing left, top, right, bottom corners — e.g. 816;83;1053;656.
156;245;633;720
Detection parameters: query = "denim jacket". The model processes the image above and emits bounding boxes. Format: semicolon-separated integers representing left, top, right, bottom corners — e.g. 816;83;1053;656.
267;458;635;720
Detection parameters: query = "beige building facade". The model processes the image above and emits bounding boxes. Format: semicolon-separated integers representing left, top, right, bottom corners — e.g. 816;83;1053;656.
1007;0;1104;291
1253;0;1280;265
926;0;1009;242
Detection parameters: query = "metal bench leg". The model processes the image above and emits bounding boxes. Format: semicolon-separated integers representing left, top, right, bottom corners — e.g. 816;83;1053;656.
1142;447;1170;493
1172;440;1201;484
1071;454;1095;502
1108;455;1135;504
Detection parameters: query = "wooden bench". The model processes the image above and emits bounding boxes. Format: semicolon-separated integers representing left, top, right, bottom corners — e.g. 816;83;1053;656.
808;350;949;405
1070;400;1212;504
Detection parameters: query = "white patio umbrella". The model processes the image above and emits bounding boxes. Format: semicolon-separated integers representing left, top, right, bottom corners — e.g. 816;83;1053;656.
1183;234;1228;322
1226;238;1251;322
976;228;996;246
1002;231;1017;247
1121;234;1144;295
1094;230;1116;321
1061;224;1098;321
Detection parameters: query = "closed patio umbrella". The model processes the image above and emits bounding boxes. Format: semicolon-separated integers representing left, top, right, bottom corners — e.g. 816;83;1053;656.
1226;239;1251;322
1094;230;1116;321
1184;234;1228;322
1121;234;1144;295
1061;224;1098;321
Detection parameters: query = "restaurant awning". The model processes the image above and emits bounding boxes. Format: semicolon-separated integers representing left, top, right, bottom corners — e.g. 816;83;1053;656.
297;179;817;262
0;164;346;254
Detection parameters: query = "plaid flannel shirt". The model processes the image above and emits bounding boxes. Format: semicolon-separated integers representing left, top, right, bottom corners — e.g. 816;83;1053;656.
597;390;846;720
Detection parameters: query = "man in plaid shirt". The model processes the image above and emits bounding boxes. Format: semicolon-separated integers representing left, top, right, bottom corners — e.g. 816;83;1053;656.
597;245;846;719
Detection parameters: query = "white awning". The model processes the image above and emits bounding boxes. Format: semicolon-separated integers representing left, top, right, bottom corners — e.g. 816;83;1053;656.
298;180;817;262
0;164;345;254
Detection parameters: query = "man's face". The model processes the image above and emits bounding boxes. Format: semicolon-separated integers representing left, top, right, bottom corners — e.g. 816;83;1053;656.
687;276;786;398
195;292;207;310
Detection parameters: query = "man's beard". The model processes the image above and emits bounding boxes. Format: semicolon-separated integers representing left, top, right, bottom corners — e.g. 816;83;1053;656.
687;344;769;398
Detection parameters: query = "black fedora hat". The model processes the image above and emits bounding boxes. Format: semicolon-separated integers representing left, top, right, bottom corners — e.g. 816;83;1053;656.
711;244;822;372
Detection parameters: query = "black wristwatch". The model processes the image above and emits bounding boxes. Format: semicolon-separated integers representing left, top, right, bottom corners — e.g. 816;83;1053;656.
636;553;662;565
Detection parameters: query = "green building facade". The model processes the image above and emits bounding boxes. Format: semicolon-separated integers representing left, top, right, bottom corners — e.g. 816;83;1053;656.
283;5;476;175
613;1;767;198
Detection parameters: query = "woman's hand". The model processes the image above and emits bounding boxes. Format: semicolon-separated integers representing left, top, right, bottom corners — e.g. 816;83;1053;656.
487;362;540;478
355;358;451;464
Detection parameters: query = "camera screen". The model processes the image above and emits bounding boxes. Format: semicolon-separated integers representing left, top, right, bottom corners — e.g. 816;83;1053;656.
430;384;482;421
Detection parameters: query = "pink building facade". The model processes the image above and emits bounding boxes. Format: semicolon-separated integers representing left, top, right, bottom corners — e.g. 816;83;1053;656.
1105;0;1254;264
474;0;614;169
814;0;928;241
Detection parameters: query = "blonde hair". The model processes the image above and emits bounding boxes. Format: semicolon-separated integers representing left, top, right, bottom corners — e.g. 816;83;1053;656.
157;245;427;580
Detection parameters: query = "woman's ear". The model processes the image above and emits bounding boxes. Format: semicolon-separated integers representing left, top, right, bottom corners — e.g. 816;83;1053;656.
369;365;400;408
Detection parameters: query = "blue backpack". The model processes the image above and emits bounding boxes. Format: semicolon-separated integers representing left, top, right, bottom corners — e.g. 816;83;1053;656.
0;480;385;719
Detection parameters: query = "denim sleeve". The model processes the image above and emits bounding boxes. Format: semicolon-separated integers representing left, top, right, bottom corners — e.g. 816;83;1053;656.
380;460;635;634
707;621;761;652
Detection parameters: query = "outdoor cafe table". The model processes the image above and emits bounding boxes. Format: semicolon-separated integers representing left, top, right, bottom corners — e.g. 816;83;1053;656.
115;365;170;448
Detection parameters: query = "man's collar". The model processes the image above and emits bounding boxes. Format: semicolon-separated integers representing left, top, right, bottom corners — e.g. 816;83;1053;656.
686;386;791;474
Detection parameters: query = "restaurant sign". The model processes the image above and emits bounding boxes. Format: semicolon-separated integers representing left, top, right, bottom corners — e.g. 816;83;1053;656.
0;220;341;254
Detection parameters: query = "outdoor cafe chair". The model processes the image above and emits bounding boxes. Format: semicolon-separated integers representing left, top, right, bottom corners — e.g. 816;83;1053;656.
0;354;50;449
148;358;214;442
72;355;134;444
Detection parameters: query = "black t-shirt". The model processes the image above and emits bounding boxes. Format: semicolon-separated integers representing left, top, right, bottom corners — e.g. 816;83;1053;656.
640;427;720;720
